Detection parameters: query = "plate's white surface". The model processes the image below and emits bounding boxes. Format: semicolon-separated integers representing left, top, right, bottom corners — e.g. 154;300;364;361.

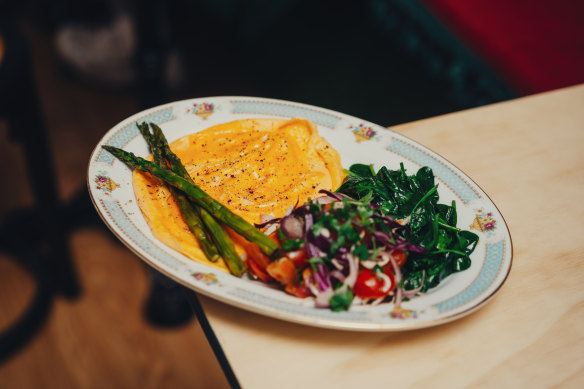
88;96;512;331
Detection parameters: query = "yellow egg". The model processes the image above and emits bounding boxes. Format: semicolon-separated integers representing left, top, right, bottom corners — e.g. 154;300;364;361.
132;118;344;272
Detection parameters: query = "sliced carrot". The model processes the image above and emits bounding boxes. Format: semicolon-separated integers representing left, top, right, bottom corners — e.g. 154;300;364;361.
268;230;280;245
248;257;272;281
227;226;273;270
267;258;298;285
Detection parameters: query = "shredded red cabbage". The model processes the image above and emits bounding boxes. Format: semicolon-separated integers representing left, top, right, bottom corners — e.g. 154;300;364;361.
261;194;427;311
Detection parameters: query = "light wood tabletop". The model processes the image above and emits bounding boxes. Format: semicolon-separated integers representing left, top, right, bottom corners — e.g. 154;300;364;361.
197;84;584;388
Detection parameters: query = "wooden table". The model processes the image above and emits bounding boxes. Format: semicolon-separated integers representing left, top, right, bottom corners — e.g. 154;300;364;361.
194;84;584;388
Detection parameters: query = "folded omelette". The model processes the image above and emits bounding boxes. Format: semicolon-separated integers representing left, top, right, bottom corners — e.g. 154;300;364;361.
133;118;344;272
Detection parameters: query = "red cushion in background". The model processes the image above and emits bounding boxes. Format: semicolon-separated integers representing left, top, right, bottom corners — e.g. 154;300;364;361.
421;0;584;95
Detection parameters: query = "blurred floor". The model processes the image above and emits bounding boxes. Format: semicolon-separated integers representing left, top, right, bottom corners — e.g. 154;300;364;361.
0;24;229;389
0;231;229;388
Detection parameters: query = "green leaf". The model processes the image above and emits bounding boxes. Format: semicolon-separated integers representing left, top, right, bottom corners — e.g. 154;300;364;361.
409;205;429;233
336;163;478;295
454;255;472;271
352;243;370;260
308;257;325;270
349;163;375;178
416;167;436;193
458;230;479;253
409;184;439;217
339;220;359;242
436;229;452;250
282;238;303;251
329;289;354;311
403;270;425;290
329;235;346;254
436;203;456;226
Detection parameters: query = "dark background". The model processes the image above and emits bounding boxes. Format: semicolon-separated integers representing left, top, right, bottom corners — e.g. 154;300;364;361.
4;0;518;124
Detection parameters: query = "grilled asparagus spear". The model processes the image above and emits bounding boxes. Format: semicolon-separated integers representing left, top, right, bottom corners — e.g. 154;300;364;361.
146;123;246;275
102;144;279;259
136;122;220;264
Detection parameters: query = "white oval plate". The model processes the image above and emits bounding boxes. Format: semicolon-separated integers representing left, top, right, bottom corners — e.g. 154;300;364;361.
88;96;512;331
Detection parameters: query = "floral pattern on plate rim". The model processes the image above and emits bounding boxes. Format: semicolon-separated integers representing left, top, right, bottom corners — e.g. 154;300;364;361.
193;272;220;286
94;171;119;195
470;209;498;237
187;102;215;120
350;123;380;142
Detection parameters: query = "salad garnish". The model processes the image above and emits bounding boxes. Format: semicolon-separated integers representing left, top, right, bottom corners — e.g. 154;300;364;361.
254;190;428;311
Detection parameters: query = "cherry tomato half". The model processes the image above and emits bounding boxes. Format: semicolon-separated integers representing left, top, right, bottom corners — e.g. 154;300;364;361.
284;249;307;267
353;268;395;299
